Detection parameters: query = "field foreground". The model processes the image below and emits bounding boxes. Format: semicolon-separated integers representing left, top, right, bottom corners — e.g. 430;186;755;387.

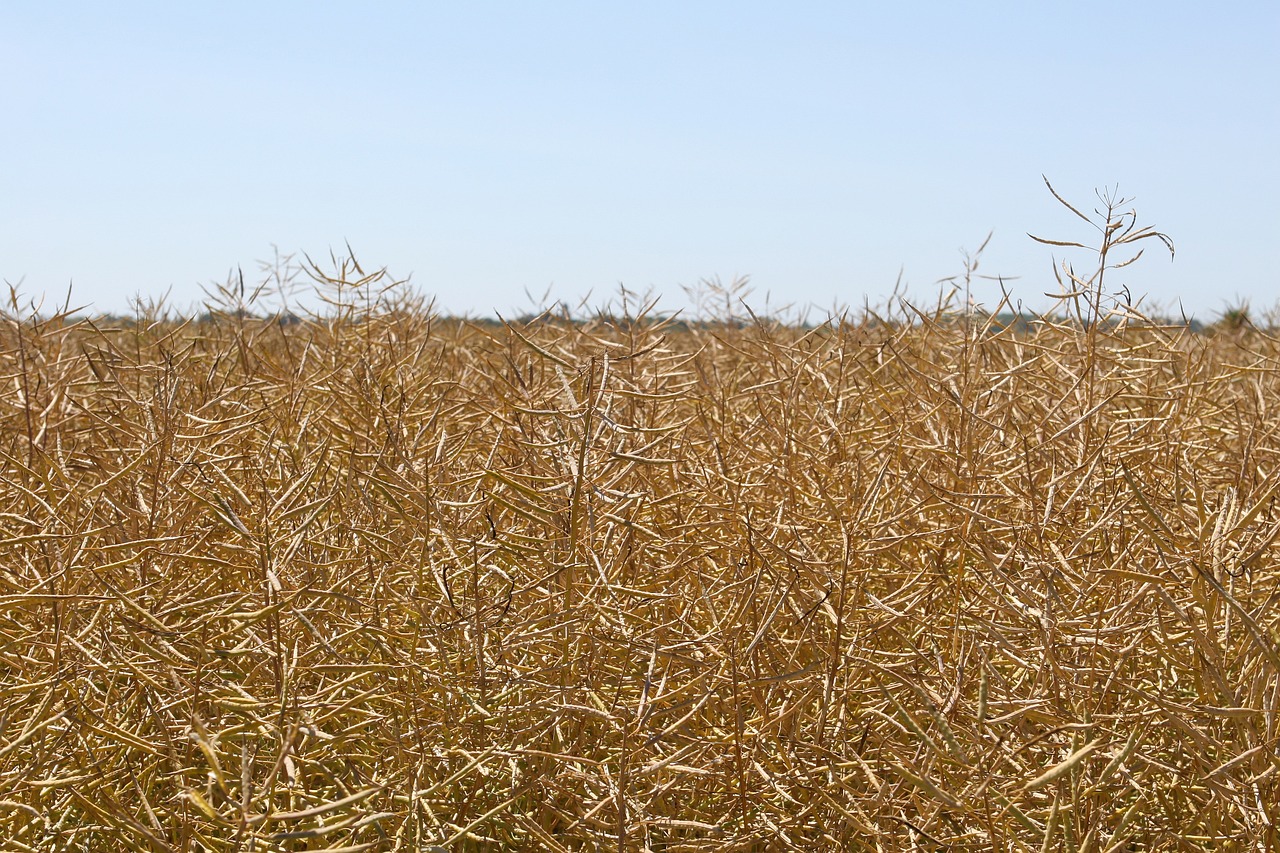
3;302;1280;850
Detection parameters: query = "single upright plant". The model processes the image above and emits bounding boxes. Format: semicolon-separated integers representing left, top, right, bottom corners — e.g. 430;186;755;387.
1029;175;1175;330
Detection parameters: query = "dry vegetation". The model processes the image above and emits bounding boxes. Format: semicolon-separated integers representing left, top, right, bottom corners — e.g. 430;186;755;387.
4;211;1280;850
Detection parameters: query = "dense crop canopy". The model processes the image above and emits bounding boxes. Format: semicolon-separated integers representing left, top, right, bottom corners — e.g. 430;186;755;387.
1;291;1278;849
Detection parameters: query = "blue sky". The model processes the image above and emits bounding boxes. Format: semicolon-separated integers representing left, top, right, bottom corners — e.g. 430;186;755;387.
3;2;1276;319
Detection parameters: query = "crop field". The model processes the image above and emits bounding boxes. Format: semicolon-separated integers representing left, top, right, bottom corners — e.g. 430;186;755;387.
3;270;1280;850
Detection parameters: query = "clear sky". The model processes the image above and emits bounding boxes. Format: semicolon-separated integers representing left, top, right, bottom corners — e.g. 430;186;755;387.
3;2;1276;320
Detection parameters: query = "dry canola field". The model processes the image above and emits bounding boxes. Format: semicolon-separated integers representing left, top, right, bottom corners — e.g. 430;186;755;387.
2;272;1280;851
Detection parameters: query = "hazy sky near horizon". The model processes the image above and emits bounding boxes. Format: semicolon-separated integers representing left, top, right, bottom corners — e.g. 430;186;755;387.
3;2;1276;320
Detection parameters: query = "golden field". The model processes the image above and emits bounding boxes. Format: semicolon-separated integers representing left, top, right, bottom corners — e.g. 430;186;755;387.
2;275;1279;850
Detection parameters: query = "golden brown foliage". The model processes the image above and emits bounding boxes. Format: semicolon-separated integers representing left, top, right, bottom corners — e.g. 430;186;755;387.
2;290;1280;850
